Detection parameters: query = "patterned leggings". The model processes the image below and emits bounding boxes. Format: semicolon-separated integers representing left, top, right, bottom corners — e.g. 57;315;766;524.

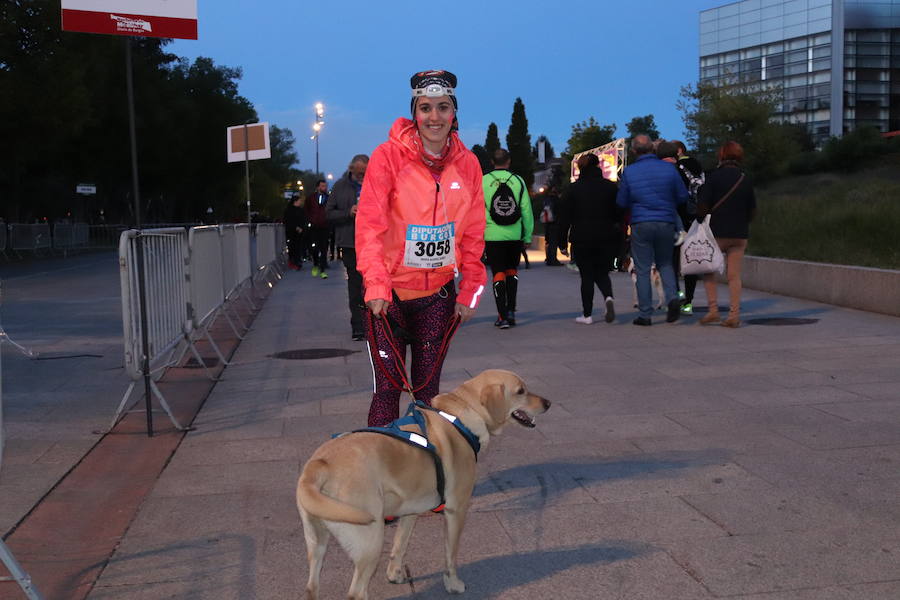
366;285;457;427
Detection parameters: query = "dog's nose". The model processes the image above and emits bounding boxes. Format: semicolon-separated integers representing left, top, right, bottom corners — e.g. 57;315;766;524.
540;397;551;410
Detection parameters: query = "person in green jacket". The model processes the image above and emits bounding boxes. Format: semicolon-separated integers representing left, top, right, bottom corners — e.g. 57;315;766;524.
482;148;534;329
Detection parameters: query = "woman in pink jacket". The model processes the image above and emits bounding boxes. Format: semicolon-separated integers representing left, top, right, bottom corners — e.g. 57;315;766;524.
355;70;486;426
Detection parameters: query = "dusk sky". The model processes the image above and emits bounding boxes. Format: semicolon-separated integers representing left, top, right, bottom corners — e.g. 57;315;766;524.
171;1;729;179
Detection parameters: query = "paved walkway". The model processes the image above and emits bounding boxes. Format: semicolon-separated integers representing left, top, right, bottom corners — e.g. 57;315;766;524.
4;252;900;599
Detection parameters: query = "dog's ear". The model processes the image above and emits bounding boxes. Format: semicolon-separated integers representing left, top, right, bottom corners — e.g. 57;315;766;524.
480;382;509;426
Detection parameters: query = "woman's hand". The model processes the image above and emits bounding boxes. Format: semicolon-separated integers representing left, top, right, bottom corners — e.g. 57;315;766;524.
454;303;475;323
367;298;390;318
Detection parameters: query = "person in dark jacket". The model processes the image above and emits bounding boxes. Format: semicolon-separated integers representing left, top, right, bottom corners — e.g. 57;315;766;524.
326;154;369;340
696;141;756;328
283;193;307;270
306;180;330;278
616;135;688;325
541;186;563;265
673;140;705;315
558;153;623;324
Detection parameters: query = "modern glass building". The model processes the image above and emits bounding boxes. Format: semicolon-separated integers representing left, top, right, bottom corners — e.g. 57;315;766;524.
699;0;900;143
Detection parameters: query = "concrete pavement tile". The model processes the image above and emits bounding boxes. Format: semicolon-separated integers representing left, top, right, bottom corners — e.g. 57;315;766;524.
793;477;900;528
402;510;516;560
665;405;849;434
765;367;900;388
574;459;772;504
151;460;298;498
282;413;369;438
397;543;713;600
658;361;805;380
88;531;264;595
814;399;900;422
213;373;350;393
171;437;305;467
665;527;900;596
722;386;869;408
124;491;297;540
496;497;724;551
837;381;900;401
631;431;808;456
735;445;900;487
680;487;866;536
775;421;900;449
732;581;900;600
186;418;285;442
788;355;900;372
537;412;690;443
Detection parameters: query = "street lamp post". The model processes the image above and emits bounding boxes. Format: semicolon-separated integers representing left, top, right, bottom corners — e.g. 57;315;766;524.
312;102;325;175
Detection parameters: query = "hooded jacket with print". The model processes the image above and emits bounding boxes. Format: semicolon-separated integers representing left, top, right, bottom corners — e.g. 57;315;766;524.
355;118;487;309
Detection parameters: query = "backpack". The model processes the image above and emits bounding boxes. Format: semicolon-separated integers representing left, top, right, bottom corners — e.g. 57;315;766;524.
488;172;523;226
677;161;705;214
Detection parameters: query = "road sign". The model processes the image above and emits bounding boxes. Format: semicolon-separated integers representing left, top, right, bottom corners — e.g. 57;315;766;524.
76;184;97;195
61;0;198;40
226;122;271;163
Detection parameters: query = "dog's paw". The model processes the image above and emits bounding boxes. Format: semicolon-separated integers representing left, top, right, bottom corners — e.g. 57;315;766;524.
443;572;466;594
386;564;408;584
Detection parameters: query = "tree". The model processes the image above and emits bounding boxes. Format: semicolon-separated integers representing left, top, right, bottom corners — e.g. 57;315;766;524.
470;144;491;174
678;81;798;178
625;114;660;140
564;117;617;156
532;135;555;165
506;97;534;189
484;122;501;158
0;0;298;224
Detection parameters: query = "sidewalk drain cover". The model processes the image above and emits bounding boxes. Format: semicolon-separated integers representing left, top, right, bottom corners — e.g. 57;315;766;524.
271;349;358;360
184;357;220;368
692;305;729;313
747;317;819;326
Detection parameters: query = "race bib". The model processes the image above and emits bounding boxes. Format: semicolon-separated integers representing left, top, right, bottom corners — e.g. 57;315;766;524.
403;222;456;269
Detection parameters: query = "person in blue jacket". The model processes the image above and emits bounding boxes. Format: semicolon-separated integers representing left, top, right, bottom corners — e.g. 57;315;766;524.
616;135;688;326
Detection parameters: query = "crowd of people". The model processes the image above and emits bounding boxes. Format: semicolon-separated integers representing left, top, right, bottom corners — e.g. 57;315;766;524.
283;68;757;426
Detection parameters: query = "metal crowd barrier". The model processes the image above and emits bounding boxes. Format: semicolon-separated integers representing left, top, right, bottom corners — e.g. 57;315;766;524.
0;225;7;257
114;223;277;431
253;223;284;287
9;224;51;255
52;223;89;251
114;228;194;430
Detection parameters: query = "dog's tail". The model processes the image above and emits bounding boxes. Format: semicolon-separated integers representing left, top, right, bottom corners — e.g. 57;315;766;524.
296;459;376;525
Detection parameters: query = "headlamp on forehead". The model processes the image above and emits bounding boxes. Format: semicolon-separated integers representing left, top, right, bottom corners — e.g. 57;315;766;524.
412;84;455;98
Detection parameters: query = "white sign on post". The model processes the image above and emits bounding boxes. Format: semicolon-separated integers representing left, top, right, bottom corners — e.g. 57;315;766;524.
76;184;97;195
226;122;271;163
61;0;198;39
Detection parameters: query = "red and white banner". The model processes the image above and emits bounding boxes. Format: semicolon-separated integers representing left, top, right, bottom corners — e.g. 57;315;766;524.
61;0;198;40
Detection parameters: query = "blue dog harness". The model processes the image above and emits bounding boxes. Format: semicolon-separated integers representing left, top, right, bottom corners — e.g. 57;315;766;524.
350;401;481;511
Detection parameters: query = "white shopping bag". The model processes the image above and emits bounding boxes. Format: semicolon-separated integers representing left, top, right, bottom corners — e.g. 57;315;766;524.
680;215;724;275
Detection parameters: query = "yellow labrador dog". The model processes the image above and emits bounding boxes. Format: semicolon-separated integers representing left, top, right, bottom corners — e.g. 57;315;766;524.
296;369;550;600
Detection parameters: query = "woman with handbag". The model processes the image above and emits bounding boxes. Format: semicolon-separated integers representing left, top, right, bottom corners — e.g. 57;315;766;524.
696;141;756;328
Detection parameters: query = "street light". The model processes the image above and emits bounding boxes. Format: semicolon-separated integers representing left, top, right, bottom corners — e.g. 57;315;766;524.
312;102;325;175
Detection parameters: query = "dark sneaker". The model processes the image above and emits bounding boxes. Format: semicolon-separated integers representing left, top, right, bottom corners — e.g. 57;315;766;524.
352;332;366;341
494;318;510;329
632;317;652;326
666;299;681;323
507;311;516;327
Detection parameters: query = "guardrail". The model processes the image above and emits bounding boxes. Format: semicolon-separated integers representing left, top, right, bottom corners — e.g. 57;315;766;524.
9;224;51;256
113;223;282;431
52;223;89;252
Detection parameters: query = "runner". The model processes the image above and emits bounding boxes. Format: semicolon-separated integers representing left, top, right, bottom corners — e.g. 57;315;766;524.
355;70;487;426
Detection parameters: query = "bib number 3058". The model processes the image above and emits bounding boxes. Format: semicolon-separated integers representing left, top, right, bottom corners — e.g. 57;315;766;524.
404;222;455;269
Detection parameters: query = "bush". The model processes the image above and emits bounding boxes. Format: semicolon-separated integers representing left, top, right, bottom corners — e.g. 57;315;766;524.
750;165;900;269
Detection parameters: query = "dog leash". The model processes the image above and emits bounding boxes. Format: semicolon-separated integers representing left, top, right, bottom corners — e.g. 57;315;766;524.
366;305;461;398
